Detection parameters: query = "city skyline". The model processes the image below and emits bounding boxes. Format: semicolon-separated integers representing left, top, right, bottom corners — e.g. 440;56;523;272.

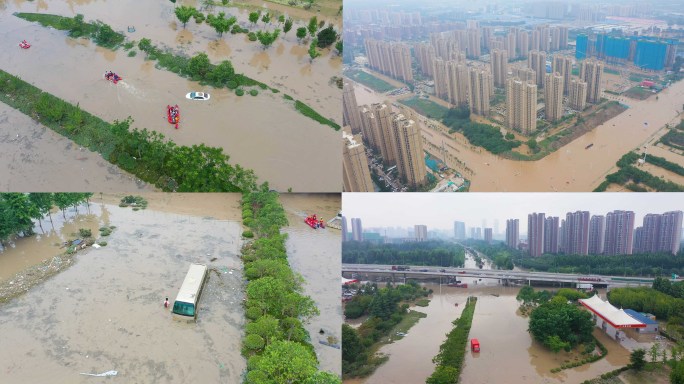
342;193;683;234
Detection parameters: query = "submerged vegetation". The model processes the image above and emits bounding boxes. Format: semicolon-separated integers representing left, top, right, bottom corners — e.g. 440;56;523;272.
594;152;684;192
240;191;339;383
0;70;259;192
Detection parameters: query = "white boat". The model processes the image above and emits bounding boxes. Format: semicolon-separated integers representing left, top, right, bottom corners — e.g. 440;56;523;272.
185;92;210;101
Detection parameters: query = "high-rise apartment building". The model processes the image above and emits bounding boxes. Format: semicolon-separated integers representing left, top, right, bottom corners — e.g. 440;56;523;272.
367;103;396;166
528;213;546;257
414;42;435;77
351;218;363;241
528;50;547;88
447;60;469;107
466;28;481;58
506;78;538;134
552;55;572;95
588;215;606;255
454;221;466;240
415;225;428;241
564;211;590;255
342;129;374;192
364;39;413;82
512;67;536;84
343;82;362;134
506;219;520;249
341;216;348;242
491;49;509;88
433;58;449;100
568;78;588;111
484;228;493;244
635;211;683;255
604;210;635;255
517;30;530;58
580;59;604;103
544;72;564;122
544;216;559;254
390;114;427;188
468;68;492;116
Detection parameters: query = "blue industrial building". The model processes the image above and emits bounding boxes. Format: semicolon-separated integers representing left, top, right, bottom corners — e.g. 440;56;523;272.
634;40;668;70
575;33;677;71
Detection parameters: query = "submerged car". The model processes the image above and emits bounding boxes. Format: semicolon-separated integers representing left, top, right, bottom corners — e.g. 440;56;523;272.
185;92;210;101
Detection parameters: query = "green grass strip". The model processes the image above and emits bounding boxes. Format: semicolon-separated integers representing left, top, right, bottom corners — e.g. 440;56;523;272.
295;100;340;130
427;297;477;384
0;69;259;192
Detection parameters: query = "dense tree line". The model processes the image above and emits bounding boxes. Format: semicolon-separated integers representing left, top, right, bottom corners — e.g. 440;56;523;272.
608;287;684;322
529;296;594;353
653;277;684;299
515;252;684;276
442;107;521;154
0;193;92;246
426;297;477;384
240;191;339;384
342;281;431;378
342;240;465;267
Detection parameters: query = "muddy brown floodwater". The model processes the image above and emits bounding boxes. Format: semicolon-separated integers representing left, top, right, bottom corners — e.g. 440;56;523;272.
348;284;630;384
352;74;684;191
280;194;342;375
0;0;341;191
0;196;246;383
0;103;152;192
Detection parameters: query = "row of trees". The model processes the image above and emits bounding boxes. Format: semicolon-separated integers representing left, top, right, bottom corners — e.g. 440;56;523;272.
240;191;339;383
0;193;92;246
442;107;522;155
342;240;466;267
342;281;431;378
515;252;684;276
426;297;477;384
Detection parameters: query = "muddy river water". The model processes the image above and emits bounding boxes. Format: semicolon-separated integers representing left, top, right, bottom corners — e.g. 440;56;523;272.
0;0;341;191
353;75;684;191
347;282;630;384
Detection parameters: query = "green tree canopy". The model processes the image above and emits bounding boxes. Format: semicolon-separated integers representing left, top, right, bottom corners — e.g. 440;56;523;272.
307;16;318;36
296;27;307;40
175;6;196;28
316;25;337;48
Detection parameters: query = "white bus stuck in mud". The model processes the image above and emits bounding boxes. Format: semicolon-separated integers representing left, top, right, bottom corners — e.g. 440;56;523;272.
172;263;208;322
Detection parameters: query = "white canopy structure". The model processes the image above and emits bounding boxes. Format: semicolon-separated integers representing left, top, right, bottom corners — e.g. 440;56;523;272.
579;295;646;329
342;277;359;285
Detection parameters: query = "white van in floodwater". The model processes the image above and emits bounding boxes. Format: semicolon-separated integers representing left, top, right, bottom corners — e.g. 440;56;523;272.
172;263;208;322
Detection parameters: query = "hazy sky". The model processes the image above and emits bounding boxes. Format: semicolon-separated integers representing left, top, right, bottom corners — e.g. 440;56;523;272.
342;193;683;234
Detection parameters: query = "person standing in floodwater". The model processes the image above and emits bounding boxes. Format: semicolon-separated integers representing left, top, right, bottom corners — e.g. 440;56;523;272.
164;297;169;309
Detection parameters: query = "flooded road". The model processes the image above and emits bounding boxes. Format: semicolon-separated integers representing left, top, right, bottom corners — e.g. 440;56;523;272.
280;194;342;375
352;76;684;191
0;195;246;383
348;284;630;384
0;0;341;191
0;103;151;192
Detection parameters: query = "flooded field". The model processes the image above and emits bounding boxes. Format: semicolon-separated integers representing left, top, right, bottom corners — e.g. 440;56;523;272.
280;194;342;374
0;103;151;192
0;195;246;383
0;0;341;191
352;74;684;191
348;284;631;384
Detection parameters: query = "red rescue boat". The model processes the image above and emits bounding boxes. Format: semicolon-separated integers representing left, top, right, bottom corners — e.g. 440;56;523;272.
305;215;325;229
104;71;122;84
19;40;31;49
167;104;180;129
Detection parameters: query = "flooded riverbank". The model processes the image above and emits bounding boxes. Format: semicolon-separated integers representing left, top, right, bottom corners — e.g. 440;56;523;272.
347;283;631;384
280;194;342;375
0;195;246;383
0;0;341;191
0;103;150;192
351;74;684;191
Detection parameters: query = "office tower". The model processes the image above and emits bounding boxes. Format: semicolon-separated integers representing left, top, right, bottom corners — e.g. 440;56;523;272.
544;72;564;122
447;60;469;107
568;78;588;111
466;28;481;58
604;210;635;256
341;216;348;242
506;219;519;249
528;50;547;88
506;78;538;135
351;218;363;241
342;128;374;192
343;82;362;134
390;114;427;188
564;211;590;255
485;228;493;244
415;225;428;241
580;60;604;104
528;213;546;257
588;215;606;255
454;221;466;240
433;58;449;100
468;68;492;116
552;55;572;95
491;49;508;88
544;216;559;254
